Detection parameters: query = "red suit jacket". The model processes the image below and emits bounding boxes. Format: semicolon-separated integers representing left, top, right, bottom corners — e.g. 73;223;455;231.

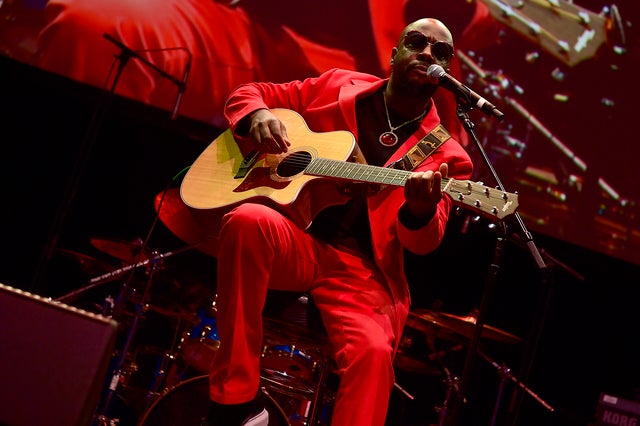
224;68;474;330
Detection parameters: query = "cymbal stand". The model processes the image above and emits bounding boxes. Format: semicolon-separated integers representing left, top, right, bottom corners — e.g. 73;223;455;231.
54;246;194;306
436;365;460;426
476;350;554;426
427;337;464;426
94;250;168;425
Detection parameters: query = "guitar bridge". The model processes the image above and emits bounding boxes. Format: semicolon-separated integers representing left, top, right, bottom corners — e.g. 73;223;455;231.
235;149;260;179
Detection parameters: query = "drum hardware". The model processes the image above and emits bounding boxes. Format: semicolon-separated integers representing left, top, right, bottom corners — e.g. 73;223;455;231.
54;245;196;308
435;372;461;426
389;315;469;425
403;306;524;425
425;324;465;426
95;250;166;421
88;246;197;424
476;350;554;426
401;305;531;425
115;303;194;409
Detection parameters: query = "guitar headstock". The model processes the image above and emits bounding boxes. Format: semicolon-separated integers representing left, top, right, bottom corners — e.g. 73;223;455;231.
479;0;607;67
443;178;519;220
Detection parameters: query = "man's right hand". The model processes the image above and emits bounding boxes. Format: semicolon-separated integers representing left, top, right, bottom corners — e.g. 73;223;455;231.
247;109;291;154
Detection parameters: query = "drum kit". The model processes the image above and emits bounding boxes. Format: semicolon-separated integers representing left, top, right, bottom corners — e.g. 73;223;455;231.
56;238;535;426
48;172;553;426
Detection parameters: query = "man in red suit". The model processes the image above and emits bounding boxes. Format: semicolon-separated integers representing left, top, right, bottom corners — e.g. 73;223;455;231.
202;17;473;426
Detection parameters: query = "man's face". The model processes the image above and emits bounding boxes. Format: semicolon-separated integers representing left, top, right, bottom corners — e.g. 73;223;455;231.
392;19;454;87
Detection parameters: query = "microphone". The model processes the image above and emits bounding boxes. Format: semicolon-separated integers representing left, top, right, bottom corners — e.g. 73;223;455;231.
427;64;504;121
171;53;191;120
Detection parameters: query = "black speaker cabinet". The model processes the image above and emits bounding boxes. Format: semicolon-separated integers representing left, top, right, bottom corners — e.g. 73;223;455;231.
0;283;118;426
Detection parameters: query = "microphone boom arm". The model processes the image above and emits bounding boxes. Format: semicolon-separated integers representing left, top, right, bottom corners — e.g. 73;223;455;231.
103;33;185;89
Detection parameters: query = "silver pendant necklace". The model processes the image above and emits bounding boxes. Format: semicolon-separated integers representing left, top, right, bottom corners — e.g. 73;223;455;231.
379;92;427;147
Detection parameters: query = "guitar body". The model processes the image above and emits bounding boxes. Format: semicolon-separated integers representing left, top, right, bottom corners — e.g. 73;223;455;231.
180;108;357;232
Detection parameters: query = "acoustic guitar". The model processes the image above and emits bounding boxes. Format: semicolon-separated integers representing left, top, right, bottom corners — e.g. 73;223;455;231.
180;109;519;235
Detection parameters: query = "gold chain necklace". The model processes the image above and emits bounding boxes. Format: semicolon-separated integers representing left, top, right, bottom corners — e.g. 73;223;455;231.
379;93;427;147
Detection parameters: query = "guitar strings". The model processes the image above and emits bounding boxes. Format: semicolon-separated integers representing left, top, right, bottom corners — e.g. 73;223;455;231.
272;153;510;203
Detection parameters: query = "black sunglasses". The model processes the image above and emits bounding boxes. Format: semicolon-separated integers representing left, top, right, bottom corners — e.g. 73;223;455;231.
403;31;454;63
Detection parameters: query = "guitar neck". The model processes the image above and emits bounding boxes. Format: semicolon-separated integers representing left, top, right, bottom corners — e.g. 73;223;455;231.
304;158;518;220
306;157;411;186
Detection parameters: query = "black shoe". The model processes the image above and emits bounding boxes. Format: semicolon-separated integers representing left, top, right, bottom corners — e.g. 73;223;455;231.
200;390;268;426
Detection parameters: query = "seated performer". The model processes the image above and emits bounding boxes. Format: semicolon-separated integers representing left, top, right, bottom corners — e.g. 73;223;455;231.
199;17;473;426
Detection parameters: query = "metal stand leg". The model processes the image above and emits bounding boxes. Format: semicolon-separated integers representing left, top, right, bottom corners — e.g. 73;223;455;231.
478;349;554;426
94;251;175;424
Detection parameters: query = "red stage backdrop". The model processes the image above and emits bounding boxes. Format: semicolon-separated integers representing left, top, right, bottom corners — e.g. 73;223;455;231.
1;0;638;265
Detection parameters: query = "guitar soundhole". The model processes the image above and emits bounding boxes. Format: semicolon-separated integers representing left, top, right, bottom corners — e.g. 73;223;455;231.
276;151;312;178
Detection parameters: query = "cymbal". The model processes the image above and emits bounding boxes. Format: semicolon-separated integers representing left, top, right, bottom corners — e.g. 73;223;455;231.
47;249;118;304
53;249;114;277
90;237;149;262
407;309;522;344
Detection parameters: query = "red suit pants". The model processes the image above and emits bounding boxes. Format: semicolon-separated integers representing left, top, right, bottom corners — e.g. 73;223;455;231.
209;203;401;426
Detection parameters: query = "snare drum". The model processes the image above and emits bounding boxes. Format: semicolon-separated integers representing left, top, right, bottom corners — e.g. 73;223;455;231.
171;304;338;425
261;343;322;395
261;317;337;426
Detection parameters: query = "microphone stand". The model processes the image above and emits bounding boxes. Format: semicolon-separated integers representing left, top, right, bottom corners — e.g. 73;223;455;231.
31;34;188;294
30;37;133;293
443;103;550;426
32;36;190;422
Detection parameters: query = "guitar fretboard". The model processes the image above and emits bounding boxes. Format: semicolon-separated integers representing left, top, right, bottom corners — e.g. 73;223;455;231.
304;157;517;219
305;158;410;186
